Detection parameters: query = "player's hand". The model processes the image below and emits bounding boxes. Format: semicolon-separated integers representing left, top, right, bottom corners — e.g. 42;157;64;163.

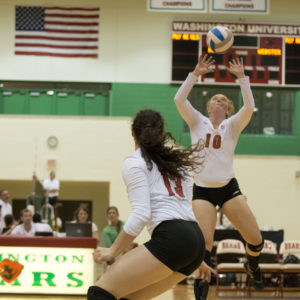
193;54;215;77
227;57;245;78
197;261;217;282
93;247;114;264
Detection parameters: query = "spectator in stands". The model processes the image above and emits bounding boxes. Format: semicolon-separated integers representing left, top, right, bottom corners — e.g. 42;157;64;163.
33;213;53;233
1;214;19;236
103;206;125;248
11;208;36;236
72;206;98;240
0;189;12;232
43;171;60;228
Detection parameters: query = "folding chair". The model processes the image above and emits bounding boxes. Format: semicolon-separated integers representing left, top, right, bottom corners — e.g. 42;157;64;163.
215;239;248;297
250;239;282;297
279;240;300;296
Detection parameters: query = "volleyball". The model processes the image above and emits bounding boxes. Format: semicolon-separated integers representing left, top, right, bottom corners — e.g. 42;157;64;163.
206;26;234;54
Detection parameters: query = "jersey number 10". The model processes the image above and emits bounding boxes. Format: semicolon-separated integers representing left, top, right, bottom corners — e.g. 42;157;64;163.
205;133;221;149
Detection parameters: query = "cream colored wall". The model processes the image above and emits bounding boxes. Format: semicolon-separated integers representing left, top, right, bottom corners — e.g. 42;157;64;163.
234;155;300;241
0;115;153;243
0;115;299;242
0;0;299;242
0;0;299;83
0;116;141;234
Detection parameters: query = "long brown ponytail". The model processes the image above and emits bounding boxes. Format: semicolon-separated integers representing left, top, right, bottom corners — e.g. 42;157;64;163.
132;109;204;179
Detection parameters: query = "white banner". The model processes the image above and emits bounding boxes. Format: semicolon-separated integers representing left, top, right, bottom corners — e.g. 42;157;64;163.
210;0;269;14
148;0;206;12
0;246;94;295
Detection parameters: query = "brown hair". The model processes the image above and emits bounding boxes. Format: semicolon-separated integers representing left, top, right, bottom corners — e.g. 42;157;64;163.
106;206;122;233
206;94;235;118
74;207;90;222
20;208;32;217
132;109;204;179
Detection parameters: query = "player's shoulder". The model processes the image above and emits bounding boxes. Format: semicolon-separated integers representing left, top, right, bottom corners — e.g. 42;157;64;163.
123;149;147;170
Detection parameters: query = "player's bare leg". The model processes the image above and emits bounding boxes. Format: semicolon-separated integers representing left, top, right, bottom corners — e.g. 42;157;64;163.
222;195;264;290
88;245;175;299
192;200;217;300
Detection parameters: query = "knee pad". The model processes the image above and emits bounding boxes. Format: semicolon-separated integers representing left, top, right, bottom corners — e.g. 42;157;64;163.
247;239;264;254
204;249;212;267
87;286;117;300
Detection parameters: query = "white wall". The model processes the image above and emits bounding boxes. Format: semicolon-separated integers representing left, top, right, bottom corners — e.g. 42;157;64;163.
0;115;152;243
0;117;130;209
0;0;300;83
0;0;299;242
234;155;300;241
0;114;300;242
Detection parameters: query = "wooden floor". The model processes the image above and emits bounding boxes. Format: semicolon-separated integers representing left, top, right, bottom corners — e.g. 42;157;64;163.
1;285;300;300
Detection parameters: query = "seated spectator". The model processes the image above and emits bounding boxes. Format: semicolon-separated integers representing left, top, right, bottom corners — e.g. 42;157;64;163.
11;208;36;236
72;207;98;240
103;206;125;247
33;213;53;233
1;214;19;236
0;189;12;232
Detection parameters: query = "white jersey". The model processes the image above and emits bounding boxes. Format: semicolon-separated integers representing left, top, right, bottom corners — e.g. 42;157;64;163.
11;223;37;236
0;199;12;231
43;178;60;197
34;222;53;233
174;73;254;187
122;148;196;236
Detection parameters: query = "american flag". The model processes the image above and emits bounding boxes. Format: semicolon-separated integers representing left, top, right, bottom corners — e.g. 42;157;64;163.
15;6;99;58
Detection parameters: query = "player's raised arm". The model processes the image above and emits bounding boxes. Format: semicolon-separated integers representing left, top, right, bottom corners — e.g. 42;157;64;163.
227;57;255;134
174;55;215;129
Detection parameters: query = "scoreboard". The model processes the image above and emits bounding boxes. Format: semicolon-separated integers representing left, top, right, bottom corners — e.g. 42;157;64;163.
172;21;300;85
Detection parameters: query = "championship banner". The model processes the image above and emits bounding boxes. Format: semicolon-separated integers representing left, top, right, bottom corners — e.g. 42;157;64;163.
147;0;206;12
210;0;269;14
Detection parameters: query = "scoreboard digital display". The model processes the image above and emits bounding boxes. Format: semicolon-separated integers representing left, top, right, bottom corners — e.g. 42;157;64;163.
172;21;300;85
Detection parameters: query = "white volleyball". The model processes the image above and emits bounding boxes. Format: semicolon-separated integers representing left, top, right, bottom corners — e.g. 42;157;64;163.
206;26;234;54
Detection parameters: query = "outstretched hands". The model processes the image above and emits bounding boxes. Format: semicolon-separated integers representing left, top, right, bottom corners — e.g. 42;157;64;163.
193;54;215;77
226;57;245;78
192;54;245;79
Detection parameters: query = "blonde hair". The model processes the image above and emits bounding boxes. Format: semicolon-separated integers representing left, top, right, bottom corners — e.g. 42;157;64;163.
206;94;235;118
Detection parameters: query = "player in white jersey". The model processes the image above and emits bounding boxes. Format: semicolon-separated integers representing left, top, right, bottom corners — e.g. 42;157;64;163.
87;109;214;300
174;55;264;299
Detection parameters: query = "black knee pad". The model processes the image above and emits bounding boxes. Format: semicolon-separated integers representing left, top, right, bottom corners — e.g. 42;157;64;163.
247;239;264;253
87;286;117;300
194;279;209;300
204;249;212;267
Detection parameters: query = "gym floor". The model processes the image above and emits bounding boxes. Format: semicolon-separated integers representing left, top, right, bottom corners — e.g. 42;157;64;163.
1;285;299;300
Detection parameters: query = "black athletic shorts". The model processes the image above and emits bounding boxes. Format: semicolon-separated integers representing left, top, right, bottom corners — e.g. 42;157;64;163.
144;219;205;276
192;177;242;207
48;196;58;206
